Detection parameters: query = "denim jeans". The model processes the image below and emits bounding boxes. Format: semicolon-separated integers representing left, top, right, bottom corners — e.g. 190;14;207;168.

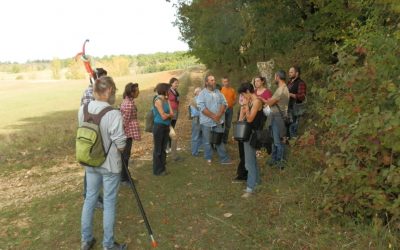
222;107;233;143
153;123;169;175
191;117;202;155
243;141;260;191
200;124;230;162
81;166;120;248
83;174;103;203
271;116;285;162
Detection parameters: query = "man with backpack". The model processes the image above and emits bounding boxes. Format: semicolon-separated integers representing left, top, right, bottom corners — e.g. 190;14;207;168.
80;68;108;209
77;76;127;250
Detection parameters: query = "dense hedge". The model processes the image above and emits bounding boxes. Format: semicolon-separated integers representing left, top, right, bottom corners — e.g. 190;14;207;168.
174;0;400;225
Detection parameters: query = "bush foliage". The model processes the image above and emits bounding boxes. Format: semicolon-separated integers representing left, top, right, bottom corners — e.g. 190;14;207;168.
174;0;400;225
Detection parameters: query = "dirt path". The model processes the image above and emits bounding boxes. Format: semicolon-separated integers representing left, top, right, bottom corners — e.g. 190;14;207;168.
0;67;205;211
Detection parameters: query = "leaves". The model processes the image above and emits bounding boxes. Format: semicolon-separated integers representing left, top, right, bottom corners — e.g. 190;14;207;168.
174;0;400;225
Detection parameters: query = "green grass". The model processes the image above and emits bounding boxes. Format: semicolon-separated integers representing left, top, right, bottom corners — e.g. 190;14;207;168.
0;70;183;134
0;67;398;249
1;150;398;249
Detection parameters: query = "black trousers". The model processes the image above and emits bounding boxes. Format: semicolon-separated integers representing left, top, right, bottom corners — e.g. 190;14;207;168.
236;141;248;179
121;137;133;181
153;123;169;175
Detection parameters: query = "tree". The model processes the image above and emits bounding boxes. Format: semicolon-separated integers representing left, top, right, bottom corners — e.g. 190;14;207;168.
50;58;61;80
65;59;85;80
174;0;400;225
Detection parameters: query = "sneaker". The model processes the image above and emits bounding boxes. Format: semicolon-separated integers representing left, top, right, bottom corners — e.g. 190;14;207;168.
221;161;233;165
103;242;127;250
173;156;183;162
81;238;96;250
232;176;246;183
166;148;171;154
177;147;182;151
158;171;169;176
241;192;253;198
207;159;212;164
120;180;130;187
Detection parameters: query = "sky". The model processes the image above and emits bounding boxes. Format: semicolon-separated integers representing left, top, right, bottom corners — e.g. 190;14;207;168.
0;0;188;63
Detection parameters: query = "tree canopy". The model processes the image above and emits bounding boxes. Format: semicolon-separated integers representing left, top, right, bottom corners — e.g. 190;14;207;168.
174;0;400;225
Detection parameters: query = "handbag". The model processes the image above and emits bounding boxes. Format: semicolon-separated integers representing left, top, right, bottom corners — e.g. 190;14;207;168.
249;131;261;149
169;126;177;139
255;129;271;144
248;129;273;151
292;97;307;116
263;105;271;116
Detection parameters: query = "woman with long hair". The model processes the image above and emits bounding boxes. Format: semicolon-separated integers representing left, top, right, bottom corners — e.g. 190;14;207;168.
153;83;174;175
167;77;180;160
254;76;272;104
238;82;264;198
120;82;141;185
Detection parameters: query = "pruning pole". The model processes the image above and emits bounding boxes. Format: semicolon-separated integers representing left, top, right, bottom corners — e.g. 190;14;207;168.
121;156;158;248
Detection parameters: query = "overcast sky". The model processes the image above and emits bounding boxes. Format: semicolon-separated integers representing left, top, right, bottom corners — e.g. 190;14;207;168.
0;0;188;63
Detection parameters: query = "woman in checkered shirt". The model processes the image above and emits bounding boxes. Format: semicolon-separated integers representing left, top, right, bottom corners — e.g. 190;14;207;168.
120;83;141;185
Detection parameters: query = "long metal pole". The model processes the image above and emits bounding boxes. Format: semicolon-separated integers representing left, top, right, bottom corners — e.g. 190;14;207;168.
121;156;158;248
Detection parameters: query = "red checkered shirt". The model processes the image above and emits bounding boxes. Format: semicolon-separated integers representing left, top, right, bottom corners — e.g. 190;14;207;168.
120;97;141;140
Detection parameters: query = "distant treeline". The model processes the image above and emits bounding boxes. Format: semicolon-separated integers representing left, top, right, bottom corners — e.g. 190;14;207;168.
0;51;198;79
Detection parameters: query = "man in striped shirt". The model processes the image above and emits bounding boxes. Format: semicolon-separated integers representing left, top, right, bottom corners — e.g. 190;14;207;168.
80;68;108;106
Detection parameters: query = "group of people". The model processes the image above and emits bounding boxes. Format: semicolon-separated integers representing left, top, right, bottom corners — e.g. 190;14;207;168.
78;68;186;249
79;68;142;250
77;65;306;249
189;66;306;198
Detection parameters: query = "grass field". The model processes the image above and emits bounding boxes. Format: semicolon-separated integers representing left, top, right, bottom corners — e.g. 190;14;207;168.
0;67;398;249
0;70;182;134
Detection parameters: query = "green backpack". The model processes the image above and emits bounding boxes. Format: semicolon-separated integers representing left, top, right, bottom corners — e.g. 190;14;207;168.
76;104;114;167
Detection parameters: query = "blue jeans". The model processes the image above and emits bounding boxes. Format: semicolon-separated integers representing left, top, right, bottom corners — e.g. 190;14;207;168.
191;117;202;155
200;124;230;163
243;141;260;191
81;166;120;248
271;116;285;162
223;107;233;143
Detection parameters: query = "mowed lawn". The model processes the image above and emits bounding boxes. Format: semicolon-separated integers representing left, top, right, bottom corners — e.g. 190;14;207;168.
0;70;182;134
